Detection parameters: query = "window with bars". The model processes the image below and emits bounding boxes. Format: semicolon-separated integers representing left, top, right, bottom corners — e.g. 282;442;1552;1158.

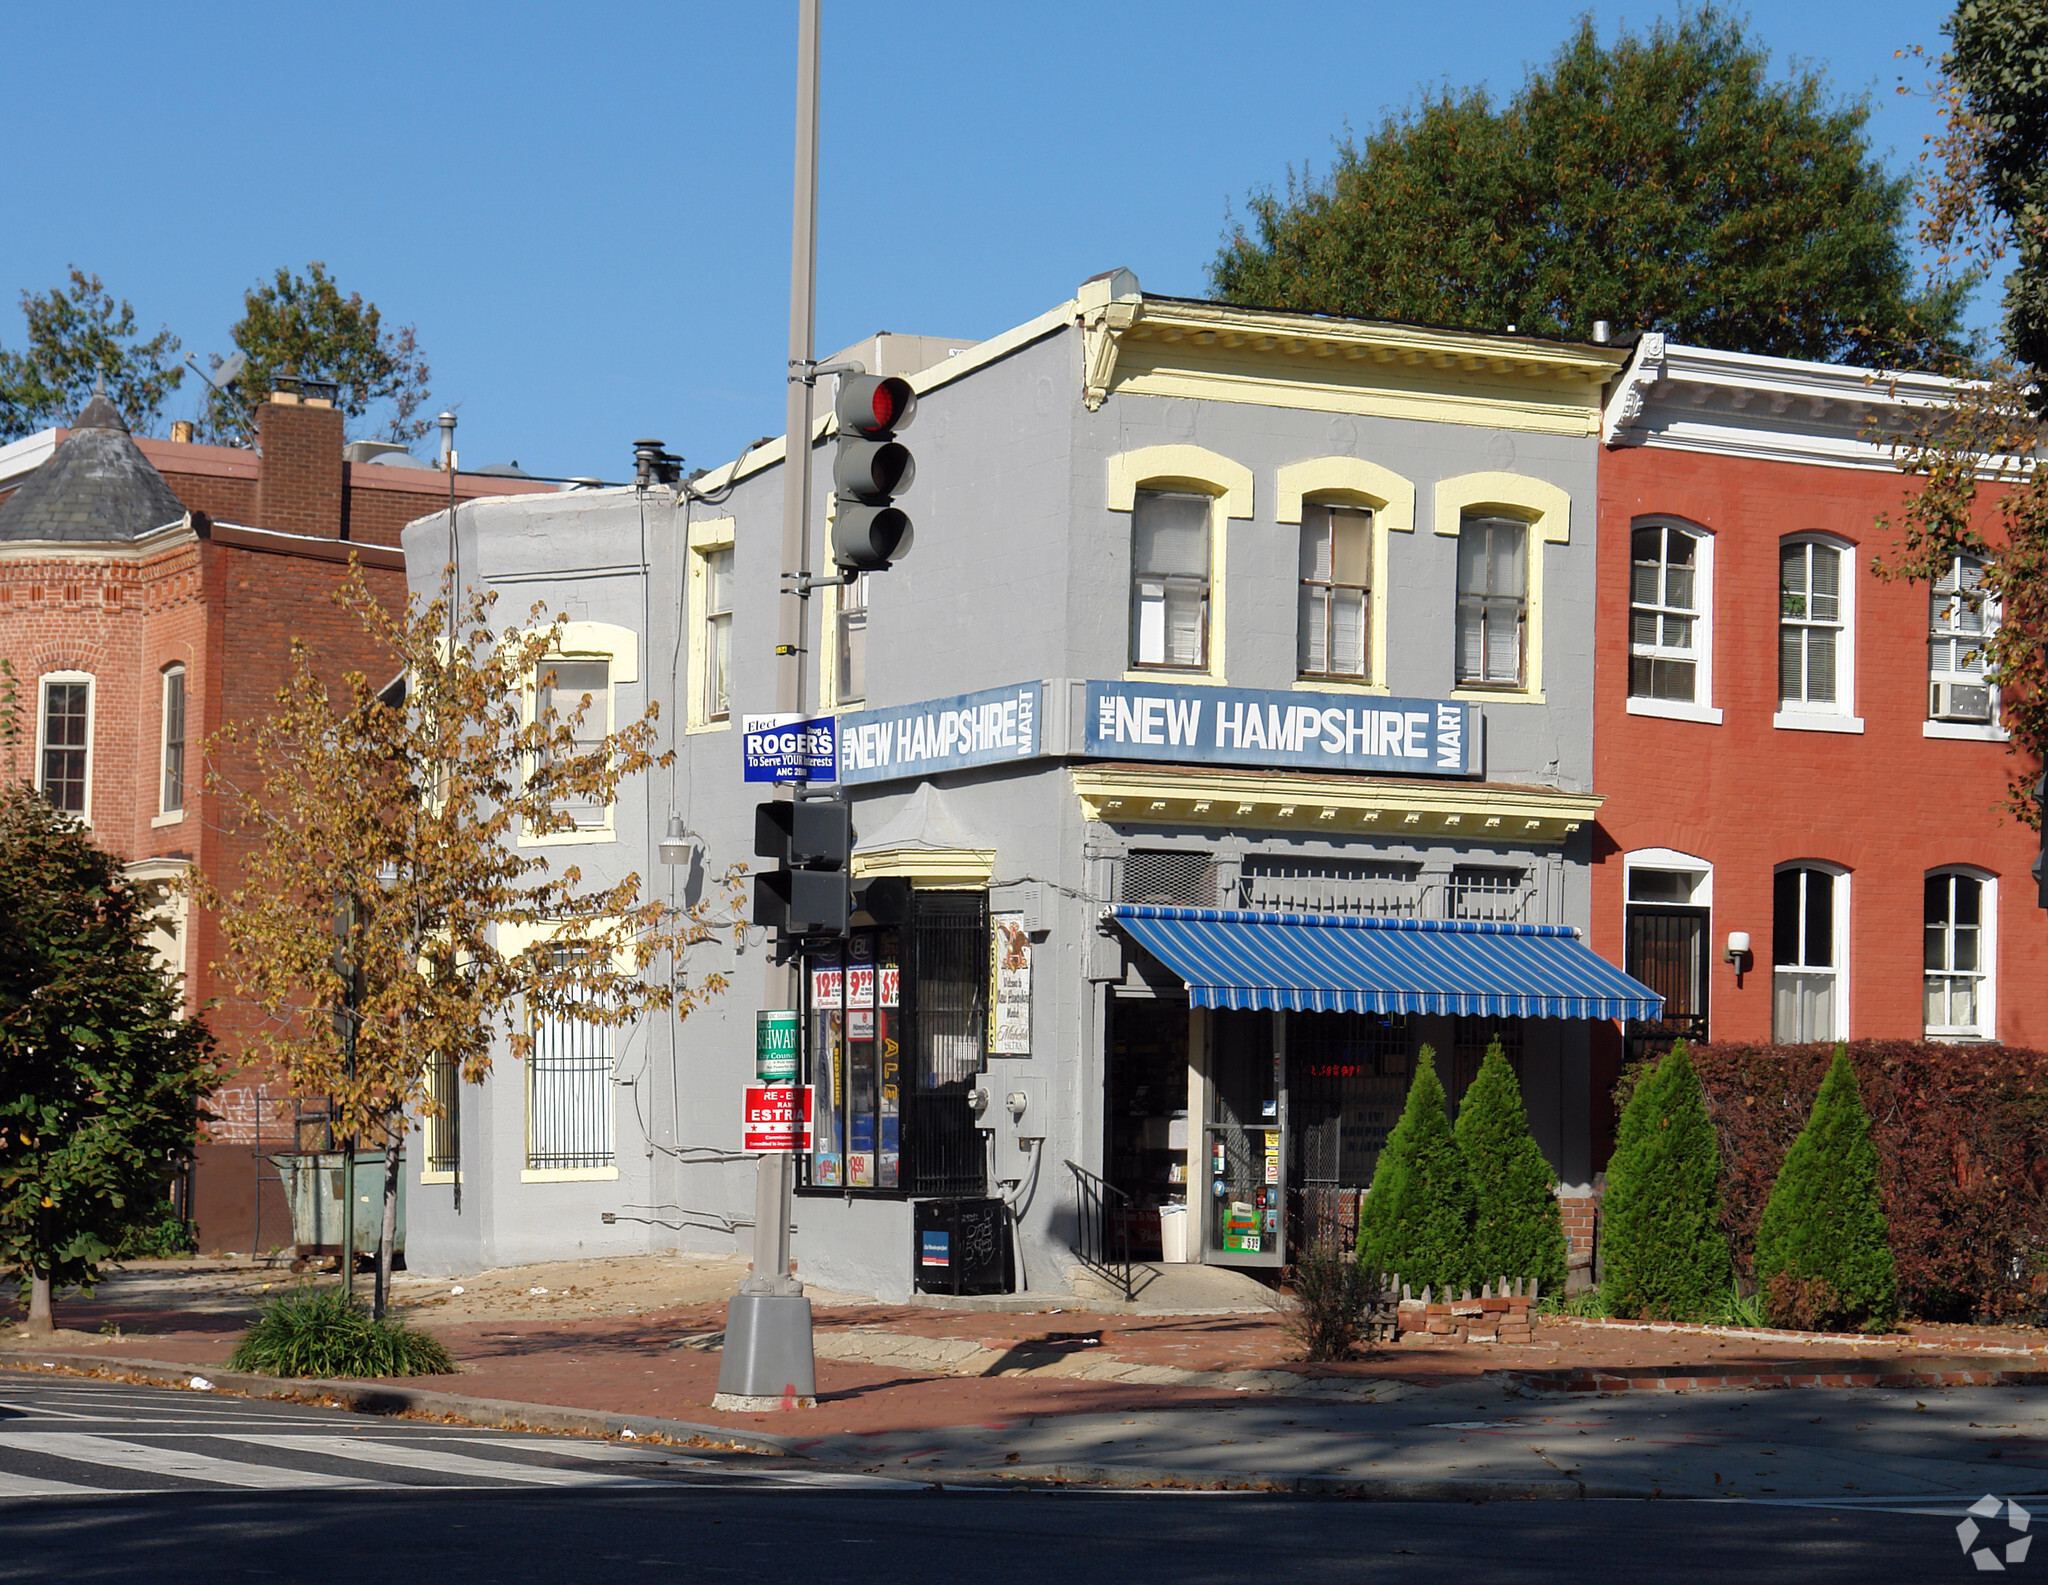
1925;870;1989;1039
1130;491;1211;670
1238;857;1419;918
160;664;186;816
424;1052;460;1175
1120;850;1217;908
526;955;614;1170
1779;540;1845;710
1773;865;1842;1041
1449;865;1528;922
538;658;610;829
836;571;868;704
1298;503;1372;680
1929;555;1995;722
1456;516;1527;688
38;676;90;815
1629;524;1703;703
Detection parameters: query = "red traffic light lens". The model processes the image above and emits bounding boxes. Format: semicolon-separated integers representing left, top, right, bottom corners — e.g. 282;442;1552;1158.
870;385;898;428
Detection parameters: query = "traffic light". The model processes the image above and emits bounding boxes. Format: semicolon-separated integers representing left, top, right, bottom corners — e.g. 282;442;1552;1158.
830;374;916;573
753;799;854;937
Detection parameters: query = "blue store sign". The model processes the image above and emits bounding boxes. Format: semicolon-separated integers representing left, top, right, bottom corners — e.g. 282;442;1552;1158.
1084;680;1477;777
838;681;1043;787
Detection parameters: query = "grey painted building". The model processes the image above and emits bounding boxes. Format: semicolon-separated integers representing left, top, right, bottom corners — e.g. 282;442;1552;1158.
400;271;1646;1298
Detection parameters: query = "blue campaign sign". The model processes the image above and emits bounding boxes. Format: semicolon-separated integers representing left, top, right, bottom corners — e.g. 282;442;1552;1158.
837;681;1043;787
1084;680;1477;777
742;714;838;784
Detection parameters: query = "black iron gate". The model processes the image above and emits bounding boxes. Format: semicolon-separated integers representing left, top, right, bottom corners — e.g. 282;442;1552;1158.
1286;1012;1408;1261
901;890;989;1198
1624;904;1710;1066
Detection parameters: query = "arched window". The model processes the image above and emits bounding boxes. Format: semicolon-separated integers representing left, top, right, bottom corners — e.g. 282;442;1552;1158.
1628;520;1717;720
1773;862;1848;1041
1777;536;1861;731
159;663;187;818
1925;868;1996;1041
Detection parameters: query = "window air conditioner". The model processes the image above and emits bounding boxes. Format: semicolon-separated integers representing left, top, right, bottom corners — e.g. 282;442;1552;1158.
1931;681;1993;723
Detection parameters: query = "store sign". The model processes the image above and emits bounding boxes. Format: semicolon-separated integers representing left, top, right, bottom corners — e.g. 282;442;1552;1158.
837;681;1043;786
741;713;838;783
741;1085;814;1153
989;913;1031;1055
1084;680;1477;777
755;1010;799;1084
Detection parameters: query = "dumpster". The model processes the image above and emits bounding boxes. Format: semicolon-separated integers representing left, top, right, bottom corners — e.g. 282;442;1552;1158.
267;1151;404;1260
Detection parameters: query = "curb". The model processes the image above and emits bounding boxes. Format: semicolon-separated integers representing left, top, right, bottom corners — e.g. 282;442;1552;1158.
1498;1362;2048;1394
0;1349;801;1458
959;1462;1589;1501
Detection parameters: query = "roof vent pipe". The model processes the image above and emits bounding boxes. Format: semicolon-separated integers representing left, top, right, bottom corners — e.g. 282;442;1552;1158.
437;411;457;470
1591;320;1611;345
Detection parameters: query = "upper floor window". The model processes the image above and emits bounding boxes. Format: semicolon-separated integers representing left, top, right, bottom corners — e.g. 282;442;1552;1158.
1297;503;1372;680
1773;863;1845;1041
37;674;91;816
1925;869;1992;1040
1929;555;1995;724
1455;515;1527;688
538;658;610;830
1630;524;1703;703
1130;490;1211;670
702;546;733;722
836;571;868;705
160;664;187;817
1779;539;1845;710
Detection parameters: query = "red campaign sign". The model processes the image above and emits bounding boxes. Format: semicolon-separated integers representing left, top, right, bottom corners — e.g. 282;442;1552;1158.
742;1085;814;1154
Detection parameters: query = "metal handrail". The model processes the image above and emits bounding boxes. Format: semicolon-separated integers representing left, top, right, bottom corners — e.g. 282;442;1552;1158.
1065;1159;1134;1301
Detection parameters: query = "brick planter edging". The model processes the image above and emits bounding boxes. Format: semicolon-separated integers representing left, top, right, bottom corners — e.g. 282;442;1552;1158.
1393;1279;1537;1346
1498;1361;2048;1394
1552;1315;2047;1356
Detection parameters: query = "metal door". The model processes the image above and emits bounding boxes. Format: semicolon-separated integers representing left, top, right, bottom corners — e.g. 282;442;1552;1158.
1624;904;1710;1066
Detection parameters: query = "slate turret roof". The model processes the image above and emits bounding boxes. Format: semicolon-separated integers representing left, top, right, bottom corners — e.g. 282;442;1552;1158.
0;391;189;543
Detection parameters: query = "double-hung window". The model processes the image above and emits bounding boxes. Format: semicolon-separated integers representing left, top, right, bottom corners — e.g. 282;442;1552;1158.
159;664;186;817
1297;503;1372;680
1130;491;1211;670
1925;871;1990;1039
1773;865;1844;1041
538;658;609;830
1928;555;1995;724
836;571;868;705
37;675;91;816
703;547;733;722
1779;540;1846;711
1629;524;1703;703
1455;516;1527;688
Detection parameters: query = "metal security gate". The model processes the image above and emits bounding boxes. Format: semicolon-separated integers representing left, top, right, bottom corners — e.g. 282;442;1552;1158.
901;890;989;1197
1624;905;1710;1067
1286;1012;1410;1261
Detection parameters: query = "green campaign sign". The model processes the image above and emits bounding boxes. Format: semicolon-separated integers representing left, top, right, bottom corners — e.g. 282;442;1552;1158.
756;1010;799;1083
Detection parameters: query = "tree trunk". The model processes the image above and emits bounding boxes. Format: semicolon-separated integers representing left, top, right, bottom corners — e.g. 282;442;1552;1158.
23;1271;54;1336
373;1134;401;1321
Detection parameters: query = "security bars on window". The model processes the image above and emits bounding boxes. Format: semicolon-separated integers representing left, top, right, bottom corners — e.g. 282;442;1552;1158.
527;960;614;1171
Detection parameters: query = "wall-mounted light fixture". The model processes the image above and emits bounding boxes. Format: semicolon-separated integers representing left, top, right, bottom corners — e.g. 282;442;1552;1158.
658;814;696;868
1725;930;1751;987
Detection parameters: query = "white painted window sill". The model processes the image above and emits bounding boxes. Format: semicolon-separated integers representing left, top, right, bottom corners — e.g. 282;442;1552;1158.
519;826;617;848
520;1166;620;1183
1626;697;1723;725
1924;720;2008;742
150;809;186;828
417;1171;462;1186
1773;711;1864;734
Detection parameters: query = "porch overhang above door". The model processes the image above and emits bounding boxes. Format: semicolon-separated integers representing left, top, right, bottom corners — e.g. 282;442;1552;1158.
1071;764;1602;846
1107;904;1662;1021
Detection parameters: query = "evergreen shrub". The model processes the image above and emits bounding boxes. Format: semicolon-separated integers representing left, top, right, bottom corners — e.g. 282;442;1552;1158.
229;1286;456;1379
1356;1045;1474;1294
1600;1040;1731;1320
1455;1037;1568;1295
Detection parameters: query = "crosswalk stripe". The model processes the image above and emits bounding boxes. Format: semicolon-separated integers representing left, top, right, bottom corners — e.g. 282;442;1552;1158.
0;1469;110;1497
0;1433;377;1490
446;1437;714;1465
222;1435;650;1487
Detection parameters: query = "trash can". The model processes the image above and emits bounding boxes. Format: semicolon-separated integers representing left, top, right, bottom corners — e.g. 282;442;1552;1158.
1158;1201;1188;1263
912;1198;1012;1295
267;1151;403;1259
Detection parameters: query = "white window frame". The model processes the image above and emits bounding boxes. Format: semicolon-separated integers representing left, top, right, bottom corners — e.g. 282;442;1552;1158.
1431;472;1571;704
1626;519;1721;725
498;921;626;1183
1454;513;1529;690
1925;553;2007;742
1106;445;1253;687
1129;487;1216;673
519;620;637;849
1622;847;1713;910
1296;501;1375;683
1774;535;1862;733
1772;860;1851;1041
155;663;187;824
1275;457;1414;697
1924;866;1996;1042
686;516;736;733
34;670;95;824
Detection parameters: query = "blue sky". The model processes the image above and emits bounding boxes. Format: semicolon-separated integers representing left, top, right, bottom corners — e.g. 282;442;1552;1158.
3;2;1983;481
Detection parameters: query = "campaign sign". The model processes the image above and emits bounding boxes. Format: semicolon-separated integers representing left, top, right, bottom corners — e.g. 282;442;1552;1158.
1084;680;1477;777
741;713;838;784
741;1085;814;1153
837;682;1042;786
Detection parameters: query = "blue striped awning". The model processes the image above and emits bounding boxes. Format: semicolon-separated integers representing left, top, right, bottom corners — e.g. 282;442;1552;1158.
1108;905;1662;1021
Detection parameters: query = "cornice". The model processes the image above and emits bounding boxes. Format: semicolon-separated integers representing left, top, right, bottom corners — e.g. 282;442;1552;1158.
1069;763;1601;846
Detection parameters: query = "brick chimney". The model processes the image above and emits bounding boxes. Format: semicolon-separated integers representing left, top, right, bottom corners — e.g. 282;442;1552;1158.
255;389;345;538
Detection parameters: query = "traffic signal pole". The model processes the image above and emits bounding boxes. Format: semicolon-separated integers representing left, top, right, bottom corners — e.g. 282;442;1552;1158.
713;0;821;1412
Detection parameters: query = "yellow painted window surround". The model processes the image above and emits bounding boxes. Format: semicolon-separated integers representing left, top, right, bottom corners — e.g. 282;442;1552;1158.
1276;456;1416;695
519;620;638;849
1107;445;1253;687
1432;472;1571;704
687;516;737;733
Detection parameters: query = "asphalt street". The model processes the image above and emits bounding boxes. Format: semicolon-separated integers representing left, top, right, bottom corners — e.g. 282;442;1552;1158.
0;1376;2037;1584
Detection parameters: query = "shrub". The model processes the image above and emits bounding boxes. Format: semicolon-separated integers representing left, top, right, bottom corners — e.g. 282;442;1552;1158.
1752;1046;1899;1332
110;1200;197;1260
229;1286;456;1379
1600;1040;1731;1320
1356;1045;1474;1294
1286;1248;1375;1361
1681;1040;2048;1322
1455;1036;1568;1295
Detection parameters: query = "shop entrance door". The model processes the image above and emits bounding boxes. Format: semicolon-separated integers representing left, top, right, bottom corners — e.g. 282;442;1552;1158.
1624;905;1710;1068
1104;996;1189;1263
1285;1012;1410;1262
1202;1010;1283;1268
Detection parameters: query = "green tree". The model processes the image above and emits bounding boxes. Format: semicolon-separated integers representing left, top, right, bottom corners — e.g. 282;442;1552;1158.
1600;1040;1730;1320
0;269;184;441
1752;1046;1899;1331
203;263;432;445
1356;1045;1474;1294
1454;1036;1567;1295
0;699;220;1334
1212;7;1968;366
196;567;740;1318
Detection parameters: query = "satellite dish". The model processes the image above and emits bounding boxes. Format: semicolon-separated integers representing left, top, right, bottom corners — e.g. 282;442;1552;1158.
215;350;248;387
